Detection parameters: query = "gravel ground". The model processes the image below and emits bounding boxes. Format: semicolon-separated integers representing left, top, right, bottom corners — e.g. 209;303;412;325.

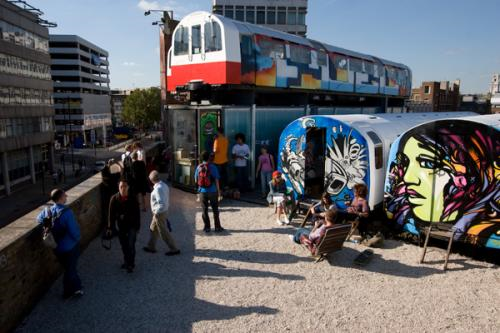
17;187;500;333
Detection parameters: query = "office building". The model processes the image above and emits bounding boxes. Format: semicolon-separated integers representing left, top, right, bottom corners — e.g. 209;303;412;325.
50;34;111;147
460;94;490;114
0;0;54;196
408;80;461;112
212;0;307;36
491;94;500;114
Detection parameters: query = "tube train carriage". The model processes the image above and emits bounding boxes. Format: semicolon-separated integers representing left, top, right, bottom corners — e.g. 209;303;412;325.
167;11;411;98
277;112;476;212
384;114;500;250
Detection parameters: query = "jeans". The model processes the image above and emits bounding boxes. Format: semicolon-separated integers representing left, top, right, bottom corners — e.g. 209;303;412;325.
235;166;248;192
147;211;178;251
215;163;228;189
293;228;311;244
55;244;82;297
200;192;221;230
260;171;272;196
118;228;137;267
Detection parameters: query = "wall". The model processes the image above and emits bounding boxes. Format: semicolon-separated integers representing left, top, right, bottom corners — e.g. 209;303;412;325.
0;174;103;333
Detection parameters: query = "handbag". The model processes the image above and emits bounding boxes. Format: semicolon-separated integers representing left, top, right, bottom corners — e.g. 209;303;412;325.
42;228;57;249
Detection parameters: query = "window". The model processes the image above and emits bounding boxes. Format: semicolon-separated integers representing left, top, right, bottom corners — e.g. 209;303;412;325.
317;51;327;67
424;85;431;94
213;5;223;15
289;44;310;64
287;7;297;25
367;131;383;169
224;5;234;19
191;25;201;54
246;6;255;23
258;39;284;58
267;7;276;24
333;54;348;70
298;8;306;25
277;7;286;24
364;61;375;75
173;25;188;55
349;58;363;72
204;21;222;52
235;6;244;21
257;7;265;24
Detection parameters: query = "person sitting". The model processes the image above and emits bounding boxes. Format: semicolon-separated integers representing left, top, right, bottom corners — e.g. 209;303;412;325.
339;183;370;237
267;170;291;225
291;209;338;253
309;192;335;221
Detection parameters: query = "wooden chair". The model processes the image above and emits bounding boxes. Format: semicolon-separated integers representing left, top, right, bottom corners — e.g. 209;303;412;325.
419;223;456;271
307;224;352;263
294;198;319;227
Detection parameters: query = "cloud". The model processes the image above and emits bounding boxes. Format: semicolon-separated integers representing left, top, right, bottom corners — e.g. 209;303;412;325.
137;0;206;18
122;61;137;67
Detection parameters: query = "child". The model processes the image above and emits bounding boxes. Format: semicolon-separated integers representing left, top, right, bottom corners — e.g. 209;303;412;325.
267;171;291;225
256;145;275;198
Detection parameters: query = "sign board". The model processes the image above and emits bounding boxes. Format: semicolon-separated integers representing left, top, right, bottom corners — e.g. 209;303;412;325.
90;129;96;144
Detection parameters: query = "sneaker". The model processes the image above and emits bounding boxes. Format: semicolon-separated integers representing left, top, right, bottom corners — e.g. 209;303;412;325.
276;218;283;225
288;235;295;242
214;227;225;233
165;250;181;256
120;263;127;269
126;266;134;273
203;228;211;233
143;247;157;253
283;215;290;224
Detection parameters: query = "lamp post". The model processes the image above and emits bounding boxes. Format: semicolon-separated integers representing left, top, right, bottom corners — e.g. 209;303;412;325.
67;97;75;172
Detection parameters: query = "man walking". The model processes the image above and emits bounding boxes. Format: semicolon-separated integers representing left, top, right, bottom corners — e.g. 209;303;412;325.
107;179;140;273
195;151;224;233
213;127;228;189
37;188;83;299
143;171;180;256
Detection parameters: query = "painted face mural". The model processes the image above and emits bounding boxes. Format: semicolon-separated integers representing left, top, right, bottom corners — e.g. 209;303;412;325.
278;117;369;206
384;120;500;249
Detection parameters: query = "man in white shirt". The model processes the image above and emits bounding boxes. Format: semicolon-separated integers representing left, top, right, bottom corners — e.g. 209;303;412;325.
231;133;250;192
143;171;180;256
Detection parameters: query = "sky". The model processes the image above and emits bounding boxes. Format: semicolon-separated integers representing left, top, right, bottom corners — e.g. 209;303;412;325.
28;0;500;93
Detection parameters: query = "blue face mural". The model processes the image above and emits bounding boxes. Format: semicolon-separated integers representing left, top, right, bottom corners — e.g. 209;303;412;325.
278;116;369;208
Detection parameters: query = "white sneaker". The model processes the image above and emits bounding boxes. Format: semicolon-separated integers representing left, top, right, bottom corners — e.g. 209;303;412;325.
276;218;283;225
283;216;290;224
288;235;295;242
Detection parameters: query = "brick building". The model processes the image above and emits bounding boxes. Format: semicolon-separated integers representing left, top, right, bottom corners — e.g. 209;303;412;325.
408;80;461;112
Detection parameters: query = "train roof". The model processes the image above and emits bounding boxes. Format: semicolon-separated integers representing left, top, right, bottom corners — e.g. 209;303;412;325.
455;114;500;130
287;112;477;146
184;12;410;70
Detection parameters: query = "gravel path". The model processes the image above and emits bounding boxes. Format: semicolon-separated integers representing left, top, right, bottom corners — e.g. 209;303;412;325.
17;187;500;333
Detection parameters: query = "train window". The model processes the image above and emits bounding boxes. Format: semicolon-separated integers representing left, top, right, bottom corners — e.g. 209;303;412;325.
374;145;383;169
316;51;327;66
364;61;375;75
173;26;188;56
258;39;284;58
191;25;201;55
366;131;382;145
349;58;363;72
333;54;348;70
204;21;222;52
289;44;310;64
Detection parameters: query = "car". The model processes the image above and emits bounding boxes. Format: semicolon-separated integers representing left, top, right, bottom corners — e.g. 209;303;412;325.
94;160;106;173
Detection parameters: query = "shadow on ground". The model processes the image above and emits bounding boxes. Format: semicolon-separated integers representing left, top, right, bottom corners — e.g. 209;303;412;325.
16;185;278;333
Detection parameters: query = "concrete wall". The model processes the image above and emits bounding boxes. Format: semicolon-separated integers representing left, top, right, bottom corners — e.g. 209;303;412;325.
0;174;103;333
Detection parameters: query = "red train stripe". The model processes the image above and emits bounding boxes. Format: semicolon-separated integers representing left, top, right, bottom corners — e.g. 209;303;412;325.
167;61;241;91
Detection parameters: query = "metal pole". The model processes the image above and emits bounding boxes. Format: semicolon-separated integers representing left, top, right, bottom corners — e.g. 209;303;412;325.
68;98;74;172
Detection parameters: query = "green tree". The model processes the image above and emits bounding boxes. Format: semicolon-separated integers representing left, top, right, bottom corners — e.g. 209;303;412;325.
122;87;161;129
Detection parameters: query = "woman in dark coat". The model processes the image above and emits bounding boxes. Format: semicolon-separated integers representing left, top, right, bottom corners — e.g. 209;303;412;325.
131;152;149;211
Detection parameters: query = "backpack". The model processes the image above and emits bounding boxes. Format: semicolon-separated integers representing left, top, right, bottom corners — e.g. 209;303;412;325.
197;162;213;188
41;206;68;249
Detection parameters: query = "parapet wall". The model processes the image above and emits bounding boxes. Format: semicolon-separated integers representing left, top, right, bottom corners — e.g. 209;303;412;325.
0;174;103;333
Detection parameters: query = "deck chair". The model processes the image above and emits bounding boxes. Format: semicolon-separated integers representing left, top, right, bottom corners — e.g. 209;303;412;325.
307;224;352;263
419;223;456;271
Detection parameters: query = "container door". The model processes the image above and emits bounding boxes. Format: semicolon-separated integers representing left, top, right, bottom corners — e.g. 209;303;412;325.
305;127;326;199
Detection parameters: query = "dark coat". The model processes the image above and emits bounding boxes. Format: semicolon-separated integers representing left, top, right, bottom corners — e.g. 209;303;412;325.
108;193;140;231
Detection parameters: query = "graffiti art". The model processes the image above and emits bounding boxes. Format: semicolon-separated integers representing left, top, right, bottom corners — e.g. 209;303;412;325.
278;116;369;207
384;120;500;249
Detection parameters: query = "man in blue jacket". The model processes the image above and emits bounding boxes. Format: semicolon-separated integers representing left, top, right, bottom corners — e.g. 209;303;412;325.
37;188;83;299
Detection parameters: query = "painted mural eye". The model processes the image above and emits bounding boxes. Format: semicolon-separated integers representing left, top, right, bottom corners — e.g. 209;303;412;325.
417;156;436;169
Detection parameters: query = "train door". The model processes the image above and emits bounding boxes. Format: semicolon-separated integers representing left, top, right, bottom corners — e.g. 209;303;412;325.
304;127;326;198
